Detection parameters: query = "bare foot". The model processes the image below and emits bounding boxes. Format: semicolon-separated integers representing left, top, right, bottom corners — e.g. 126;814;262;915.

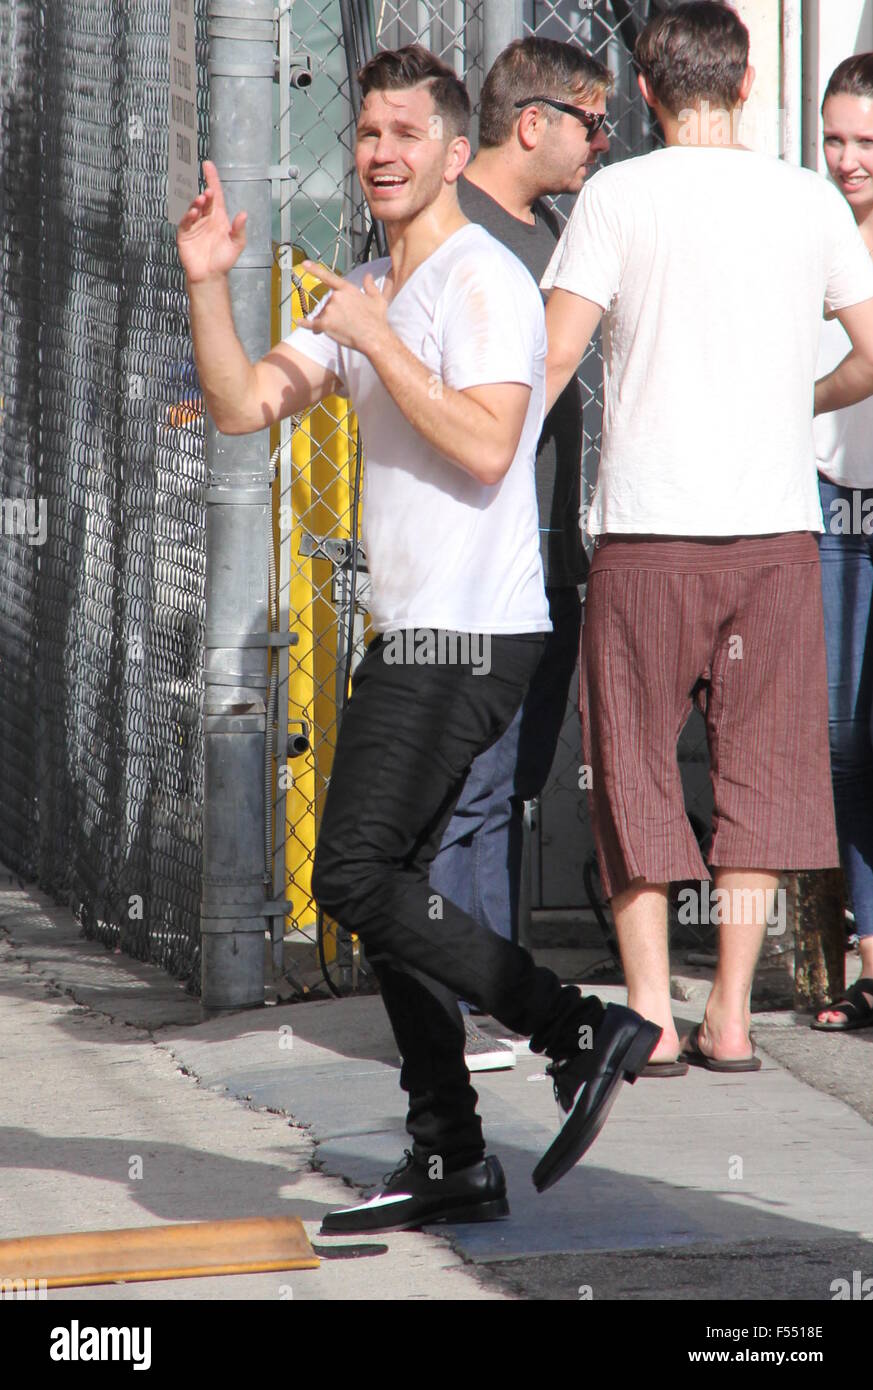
627;1003;680;1064
682;1013;754;1062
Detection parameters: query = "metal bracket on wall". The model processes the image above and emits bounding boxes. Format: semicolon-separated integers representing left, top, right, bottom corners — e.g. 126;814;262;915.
211;164;299;183
205;632;299;648
298;533;366;569
208;17;274;42
209;0;274;18
204;484;273;504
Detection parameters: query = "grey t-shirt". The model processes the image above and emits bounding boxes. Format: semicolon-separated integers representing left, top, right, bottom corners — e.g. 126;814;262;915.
457;173;588;586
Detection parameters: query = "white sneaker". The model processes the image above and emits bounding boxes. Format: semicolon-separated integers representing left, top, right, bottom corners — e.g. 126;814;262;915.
463;1018;516;1072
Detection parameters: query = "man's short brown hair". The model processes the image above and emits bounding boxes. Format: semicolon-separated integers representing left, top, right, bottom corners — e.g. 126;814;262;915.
634;2;750;117
357;44;471;140
478;37;613;148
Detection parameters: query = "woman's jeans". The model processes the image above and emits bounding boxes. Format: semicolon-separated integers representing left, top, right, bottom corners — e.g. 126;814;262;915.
818;475;873;939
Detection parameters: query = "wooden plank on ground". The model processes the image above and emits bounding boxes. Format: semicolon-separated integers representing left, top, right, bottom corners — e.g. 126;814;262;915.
0;1215;319;1288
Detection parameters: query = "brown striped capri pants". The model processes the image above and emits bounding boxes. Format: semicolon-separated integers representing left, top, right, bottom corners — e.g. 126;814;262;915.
580;531;839;901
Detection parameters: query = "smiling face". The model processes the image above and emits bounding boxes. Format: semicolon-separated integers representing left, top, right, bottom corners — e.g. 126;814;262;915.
823;92;873;220
355;83;468;226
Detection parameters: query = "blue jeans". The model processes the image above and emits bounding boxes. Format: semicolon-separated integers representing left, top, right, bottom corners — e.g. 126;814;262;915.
429;587;583;961
818;475;873;939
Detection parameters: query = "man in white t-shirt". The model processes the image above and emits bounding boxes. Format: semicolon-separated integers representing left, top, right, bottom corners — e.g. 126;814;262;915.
176;44;661;1232
541;2;873;1074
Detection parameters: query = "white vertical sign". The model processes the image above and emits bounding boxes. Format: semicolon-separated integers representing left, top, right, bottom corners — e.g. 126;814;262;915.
167;0;198;223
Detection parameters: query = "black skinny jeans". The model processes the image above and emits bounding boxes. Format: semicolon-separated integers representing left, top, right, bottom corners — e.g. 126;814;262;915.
312;629;602;1170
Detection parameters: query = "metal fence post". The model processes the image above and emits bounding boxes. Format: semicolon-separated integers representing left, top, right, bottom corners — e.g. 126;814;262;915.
482;0;525;941
201;0;276;1010
483;0;523;71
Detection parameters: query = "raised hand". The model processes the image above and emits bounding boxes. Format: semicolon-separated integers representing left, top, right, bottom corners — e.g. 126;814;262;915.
176;160;248;284
299;261;390;356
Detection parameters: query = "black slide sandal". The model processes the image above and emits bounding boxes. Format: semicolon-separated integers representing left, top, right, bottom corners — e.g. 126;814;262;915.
681;1023;761;1072
810;977;873;1032
640;1059;689;1077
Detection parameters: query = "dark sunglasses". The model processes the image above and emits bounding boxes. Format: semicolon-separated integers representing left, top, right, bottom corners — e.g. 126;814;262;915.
514;96;606;139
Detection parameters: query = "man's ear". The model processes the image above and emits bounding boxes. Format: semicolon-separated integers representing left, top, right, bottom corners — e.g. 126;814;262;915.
444;134;471;184
515;104;541;152
739;64;756;103
637;71;656;109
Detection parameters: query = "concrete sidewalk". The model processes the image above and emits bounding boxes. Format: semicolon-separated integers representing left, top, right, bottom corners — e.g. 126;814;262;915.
0;873;499;1301
1;868;872;1301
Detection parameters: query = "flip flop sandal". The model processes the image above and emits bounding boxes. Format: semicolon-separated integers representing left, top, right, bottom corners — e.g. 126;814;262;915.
810;977;873;1032
681;1023;761;1072
640;1059;689;1077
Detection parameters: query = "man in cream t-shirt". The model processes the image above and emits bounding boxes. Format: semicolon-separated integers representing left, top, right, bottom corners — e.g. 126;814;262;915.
542;3;873;1075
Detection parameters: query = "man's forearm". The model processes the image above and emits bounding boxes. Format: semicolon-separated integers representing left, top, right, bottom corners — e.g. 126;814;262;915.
544;354;579;416
543;289;603;414
186;274;258;433
815;350;873;415
366;328;522;485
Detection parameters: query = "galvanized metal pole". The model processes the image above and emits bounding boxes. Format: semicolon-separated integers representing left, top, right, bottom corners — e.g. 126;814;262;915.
482;0;526;939
482;0;523;72
781;0;803;164
200;0;276;1010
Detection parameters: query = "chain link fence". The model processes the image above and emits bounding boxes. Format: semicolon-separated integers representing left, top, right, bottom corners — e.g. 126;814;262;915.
0;0;710;999
0;0;210;985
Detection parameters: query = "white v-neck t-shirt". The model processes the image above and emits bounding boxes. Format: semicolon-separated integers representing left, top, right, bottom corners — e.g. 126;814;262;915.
541;146;873;537
285;223;551;635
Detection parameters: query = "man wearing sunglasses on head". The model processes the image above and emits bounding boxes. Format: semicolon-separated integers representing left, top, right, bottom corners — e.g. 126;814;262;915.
429;38;612;1073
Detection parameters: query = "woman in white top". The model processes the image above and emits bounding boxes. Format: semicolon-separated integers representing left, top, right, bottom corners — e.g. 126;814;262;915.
813;55;873;1032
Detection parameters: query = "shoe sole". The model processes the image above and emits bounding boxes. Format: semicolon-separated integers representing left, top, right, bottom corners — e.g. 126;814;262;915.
682;1052;761;1071
810;1019;873;1032
532;1020;661;1194
640;1059;689;1077
681;1024;761;1069
465;1052;516;1072
320;1196;510;1236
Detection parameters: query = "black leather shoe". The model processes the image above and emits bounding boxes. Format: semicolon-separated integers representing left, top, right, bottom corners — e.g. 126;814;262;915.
532;1003;661;1193
320;1151;510;1235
